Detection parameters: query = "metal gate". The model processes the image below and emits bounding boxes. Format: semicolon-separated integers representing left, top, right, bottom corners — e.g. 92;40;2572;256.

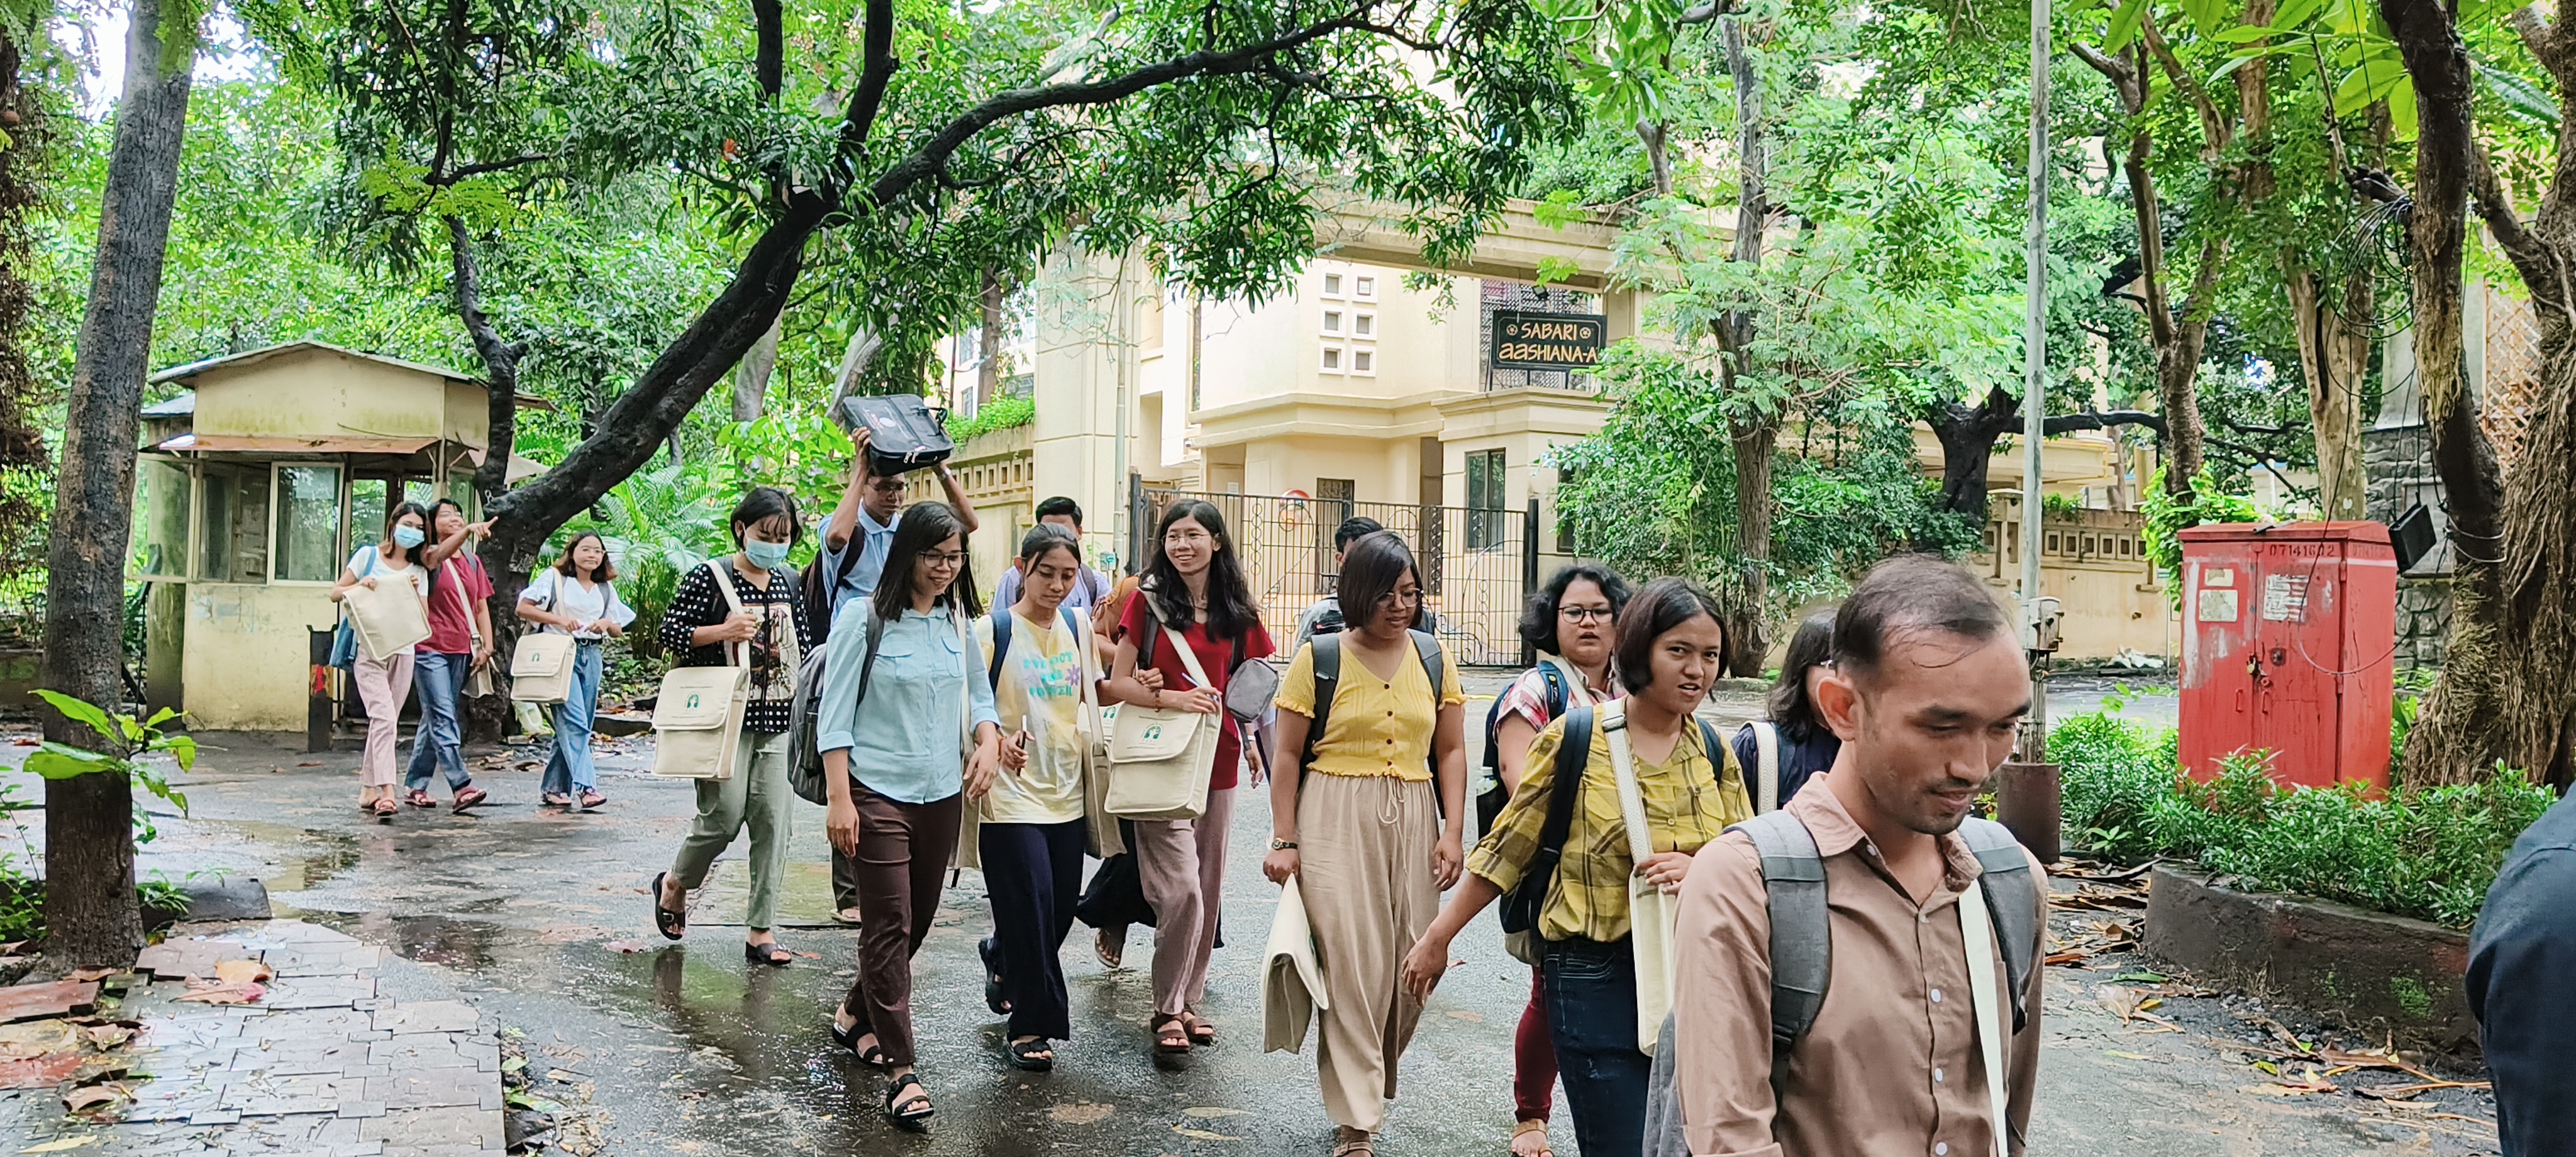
1130;485;1537;666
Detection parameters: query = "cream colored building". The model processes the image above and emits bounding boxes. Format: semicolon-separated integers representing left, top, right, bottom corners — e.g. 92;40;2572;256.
979;199;2179;660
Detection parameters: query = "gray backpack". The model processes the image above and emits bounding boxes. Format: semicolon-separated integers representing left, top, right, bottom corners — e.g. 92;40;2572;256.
1642;813;2040;1156
786;610;886;807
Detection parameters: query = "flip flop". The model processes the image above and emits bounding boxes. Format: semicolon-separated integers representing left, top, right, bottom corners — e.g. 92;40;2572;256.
578;790;608;810
451;785;489;813
405;789;435;808
370;797;399;817
650;872;686;940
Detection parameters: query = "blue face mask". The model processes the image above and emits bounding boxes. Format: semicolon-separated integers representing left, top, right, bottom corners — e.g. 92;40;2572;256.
743;540;791;571
393;526;426;550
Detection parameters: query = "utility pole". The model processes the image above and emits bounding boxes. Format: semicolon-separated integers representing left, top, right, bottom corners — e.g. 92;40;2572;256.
2001;0;2063;862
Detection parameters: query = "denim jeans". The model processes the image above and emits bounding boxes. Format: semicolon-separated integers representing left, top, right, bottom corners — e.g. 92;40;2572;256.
541;641;604;795
1541;936;1650;1157
404;651;470;792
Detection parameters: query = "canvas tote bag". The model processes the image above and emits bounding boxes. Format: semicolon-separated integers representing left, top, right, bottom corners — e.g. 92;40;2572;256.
1104;624;1219;821
1606;699;1681;1055
511;571;577;703
345;563;431;662
652;561;752;780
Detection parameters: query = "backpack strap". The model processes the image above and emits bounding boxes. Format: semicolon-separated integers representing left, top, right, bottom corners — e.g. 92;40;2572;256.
1297;634;1343;783
1409;629;1445;780
989;609;1014;693
1728;809;1829;1100
1957;817;2038;1034
1750;720;1782;814
1533;706;1594;868
852;610;887;716
1696;718;1725;787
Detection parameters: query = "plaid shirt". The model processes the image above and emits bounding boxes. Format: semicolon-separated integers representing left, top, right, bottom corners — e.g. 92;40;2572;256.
1467;709;1752;943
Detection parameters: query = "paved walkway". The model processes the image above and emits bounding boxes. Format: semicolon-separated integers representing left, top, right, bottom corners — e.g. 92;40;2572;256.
2;919;504;1157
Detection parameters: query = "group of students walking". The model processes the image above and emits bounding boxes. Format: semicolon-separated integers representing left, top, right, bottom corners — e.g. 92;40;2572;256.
331;424;2050;1157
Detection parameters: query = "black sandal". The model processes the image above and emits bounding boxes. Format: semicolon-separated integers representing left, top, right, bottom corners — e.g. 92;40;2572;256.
650;872;686;941
744;941;791;967
1007;1038;1055;1072
979;938;1011;1016
883;1074;933;1126
831;1014;892;1067
1151;1016;1191;1055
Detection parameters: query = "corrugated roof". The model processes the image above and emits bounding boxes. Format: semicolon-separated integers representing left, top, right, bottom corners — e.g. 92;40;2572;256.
150;341;480;387
153;435;439;455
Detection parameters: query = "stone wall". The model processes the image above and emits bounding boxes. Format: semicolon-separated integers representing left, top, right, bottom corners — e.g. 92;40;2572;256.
2364;425;2451;672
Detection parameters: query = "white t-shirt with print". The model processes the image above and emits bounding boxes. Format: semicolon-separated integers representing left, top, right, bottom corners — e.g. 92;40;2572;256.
974;609;1089;826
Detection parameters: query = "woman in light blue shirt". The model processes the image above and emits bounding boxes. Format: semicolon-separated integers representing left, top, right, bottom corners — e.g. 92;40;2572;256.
815;501;1001;1128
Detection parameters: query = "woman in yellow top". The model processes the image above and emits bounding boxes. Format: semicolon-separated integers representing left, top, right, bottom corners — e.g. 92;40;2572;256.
1401;577;1752;1157
1263;531;1467;1157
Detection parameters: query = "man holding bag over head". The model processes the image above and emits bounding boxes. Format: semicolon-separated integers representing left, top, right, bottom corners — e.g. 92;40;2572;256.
1401;578;1751;1157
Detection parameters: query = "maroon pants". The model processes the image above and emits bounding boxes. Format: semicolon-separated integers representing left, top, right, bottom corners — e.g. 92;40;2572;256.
840;785;963;1068
1515;966;1557;1122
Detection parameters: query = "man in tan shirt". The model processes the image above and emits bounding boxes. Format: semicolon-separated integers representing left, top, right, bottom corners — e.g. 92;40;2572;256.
1672;555;2048;1157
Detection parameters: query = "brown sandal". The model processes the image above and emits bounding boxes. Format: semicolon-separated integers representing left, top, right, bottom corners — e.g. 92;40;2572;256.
1182;1012;1215;1047
1151;1016;1190;1055
1511;1119;1553;1157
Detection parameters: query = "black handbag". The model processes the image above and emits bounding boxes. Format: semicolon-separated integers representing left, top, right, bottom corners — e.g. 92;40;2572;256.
840;395;955;476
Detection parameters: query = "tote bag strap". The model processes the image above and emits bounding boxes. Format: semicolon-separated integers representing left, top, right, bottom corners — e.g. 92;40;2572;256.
1961;877;2012;1157
1070;607;1103;767
704;560;750;668
1751;720;1782;814
1602;700;1656;864
1161;623;1214;690
955;605;977;756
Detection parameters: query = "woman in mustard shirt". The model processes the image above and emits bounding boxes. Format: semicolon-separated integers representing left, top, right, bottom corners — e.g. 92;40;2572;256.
1263;531;1467;1157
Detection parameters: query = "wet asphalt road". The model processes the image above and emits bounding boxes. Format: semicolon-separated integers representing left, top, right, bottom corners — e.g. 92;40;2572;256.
0;673;2502;1156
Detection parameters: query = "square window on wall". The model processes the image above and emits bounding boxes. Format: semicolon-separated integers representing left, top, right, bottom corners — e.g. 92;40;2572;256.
1321;345;1344;372
1323;273;1345;298
1352;349;1375;375
1353;312;1375;337
1323;309;1343;334
1353;275;1377;300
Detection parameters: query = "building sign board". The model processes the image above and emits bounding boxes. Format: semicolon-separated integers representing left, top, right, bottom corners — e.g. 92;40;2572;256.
1489;311;1608;370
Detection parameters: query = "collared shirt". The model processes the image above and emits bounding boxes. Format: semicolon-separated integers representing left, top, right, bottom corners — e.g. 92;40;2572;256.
1274;637;1463;782
817;507;901;617
1467;709;1749;943
1672;773;2046;1157
2468;792;2576;1156
814;598;1001;804
994;562;1112;615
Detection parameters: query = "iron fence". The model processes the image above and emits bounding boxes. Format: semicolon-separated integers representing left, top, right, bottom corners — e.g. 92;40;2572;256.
1131;485;1538;666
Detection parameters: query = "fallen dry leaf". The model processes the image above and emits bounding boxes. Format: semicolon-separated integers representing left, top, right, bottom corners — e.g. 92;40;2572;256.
173;982;262;1005
211;960;272;987
59;1086;124;1112
74;1026;129;1049
62;970;116;985
17;1138;99;1153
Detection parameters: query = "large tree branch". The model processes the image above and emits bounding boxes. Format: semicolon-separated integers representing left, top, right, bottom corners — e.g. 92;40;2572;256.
2509;6;2573;86
1677;0;1740;25
866;14;1393;207
2069;42;2140;111
2470;141;2559;308
445;215;523;502
426;153;553;185
839;0;899;150
752;0;783;101
2143;14;2229;155
2046;409;2165;436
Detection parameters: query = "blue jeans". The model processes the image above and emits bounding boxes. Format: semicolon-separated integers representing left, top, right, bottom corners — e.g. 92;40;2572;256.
404;651;471;792
541;641;604;795
1541;936;1650;1157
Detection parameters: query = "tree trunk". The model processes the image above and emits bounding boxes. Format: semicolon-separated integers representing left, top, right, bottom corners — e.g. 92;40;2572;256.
977;267;1005;406
446;217;525;506
41;0;196;967
733;318;780;423
1709;16;1772;676
2392;1;2550;785
2289;267;2372;519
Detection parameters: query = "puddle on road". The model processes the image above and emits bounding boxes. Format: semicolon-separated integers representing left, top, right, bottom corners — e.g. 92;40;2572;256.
173;818;361;893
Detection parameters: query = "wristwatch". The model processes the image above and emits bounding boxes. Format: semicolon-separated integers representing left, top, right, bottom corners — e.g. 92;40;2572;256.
1270;838;1298;851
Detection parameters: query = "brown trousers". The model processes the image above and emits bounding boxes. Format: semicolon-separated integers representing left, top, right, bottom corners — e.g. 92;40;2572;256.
840;784;963;1068
1131;786;1235;1019
1299;773;1439;1134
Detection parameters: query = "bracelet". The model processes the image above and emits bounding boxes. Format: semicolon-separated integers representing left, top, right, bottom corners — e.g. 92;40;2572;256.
1270;838;1297;851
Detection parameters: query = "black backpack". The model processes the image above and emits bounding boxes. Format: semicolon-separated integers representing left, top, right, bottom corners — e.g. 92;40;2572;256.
1478;662;1574;836
841;395;955;476
1497;705;1723;956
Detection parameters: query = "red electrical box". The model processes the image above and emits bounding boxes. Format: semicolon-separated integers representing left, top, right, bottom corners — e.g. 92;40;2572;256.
2177;522;2399;792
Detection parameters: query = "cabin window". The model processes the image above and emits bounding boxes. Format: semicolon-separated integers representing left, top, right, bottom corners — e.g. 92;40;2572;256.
198;463;271;584
272;464;344;582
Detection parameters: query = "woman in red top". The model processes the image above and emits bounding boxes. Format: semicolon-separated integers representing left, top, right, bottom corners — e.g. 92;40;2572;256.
1106;500;1275;1055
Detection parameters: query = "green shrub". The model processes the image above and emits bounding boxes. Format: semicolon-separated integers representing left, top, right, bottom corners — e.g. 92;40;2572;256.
2050;710;2553;927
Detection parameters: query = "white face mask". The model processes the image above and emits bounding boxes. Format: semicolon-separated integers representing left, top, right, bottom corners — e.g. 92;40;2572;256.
393;526;426;549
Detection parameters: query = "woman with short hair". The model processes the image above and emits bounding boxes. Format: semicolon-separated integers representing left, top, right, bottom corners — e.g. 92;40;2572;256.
651;487;818;967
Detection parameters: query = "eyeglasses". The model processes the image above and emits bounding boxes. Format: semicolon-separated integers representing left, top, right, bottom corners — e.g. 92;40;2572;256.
1560;606;1614;623
1378;589;1423;606
865;478;908;494
923;551;966;566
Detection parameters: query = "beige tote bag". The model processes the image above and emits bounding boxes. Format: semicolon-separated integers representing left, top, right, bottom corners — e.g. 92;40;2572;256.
510;634;577;703
652;562;751;780
345;571;431;662
1605;700;1680;1055
1104;624;1218;821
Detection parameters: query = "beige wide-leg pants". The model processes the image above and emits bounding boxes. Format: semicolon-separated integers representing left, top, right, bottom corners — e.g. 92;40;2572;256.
1297;773;1439;1134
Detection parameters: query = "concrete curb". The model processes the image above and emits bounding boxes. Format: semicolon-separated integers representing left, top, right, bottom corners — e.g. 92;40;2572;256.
2143;866;2479;1060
